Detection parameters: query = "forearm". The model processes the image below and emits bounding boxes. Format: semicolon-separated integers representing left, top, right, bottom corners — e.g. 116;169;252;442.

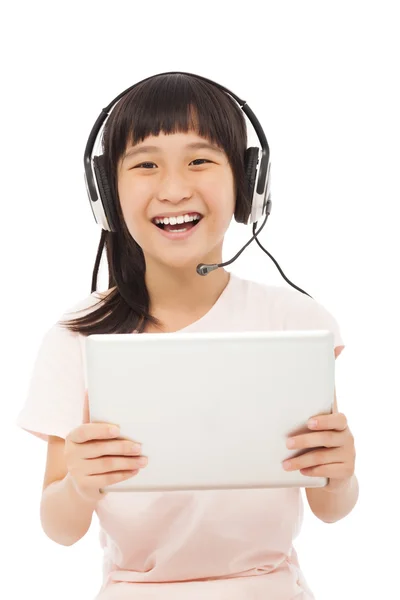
40;473;98;546
305;474;359;523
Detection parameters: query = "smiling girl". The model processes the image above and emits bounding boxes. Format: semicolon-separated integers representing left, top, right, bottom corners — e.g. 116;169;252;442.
17;72;358;600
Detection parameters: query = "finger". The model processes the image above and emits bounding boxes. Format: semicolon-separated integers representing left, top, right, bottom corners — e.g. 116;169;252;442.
89;469;140;489
68;423;121;444
82;439;142;459
83;389;90;424
286;430;346;450
84;455;148;476
299;463;350;478
283;448;343;471
308;412;348;432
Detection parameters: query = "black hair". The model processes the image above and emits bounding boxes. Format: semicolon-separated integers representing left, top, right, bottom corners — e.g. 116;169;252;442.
60;73;250;335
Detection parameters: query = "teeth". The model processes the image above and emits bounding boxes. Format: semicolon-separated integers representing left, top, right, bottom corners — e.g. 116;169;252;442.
154;214;201;225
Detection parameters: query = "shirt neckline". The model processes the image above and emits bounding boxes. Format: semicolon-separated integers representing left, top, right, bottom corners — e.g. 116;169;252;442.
133;272;237;334
177;272;236;333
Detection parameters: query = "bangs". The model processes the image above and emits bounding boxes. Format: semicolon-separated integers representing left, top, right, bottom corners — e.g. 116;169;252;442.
102;73;247;168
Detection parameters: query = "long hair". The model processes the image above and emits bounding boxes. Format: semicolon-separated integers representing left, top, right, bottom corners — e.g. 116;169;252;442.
60;73;250;335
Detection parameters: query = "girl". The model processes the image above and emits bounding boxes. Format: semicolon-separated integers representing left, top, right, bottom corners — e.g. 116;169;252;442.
17;72;358;600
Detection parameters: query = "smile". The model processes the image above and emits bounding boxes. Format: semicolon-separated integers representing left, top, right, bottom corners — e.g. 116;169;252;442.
151;212;203;240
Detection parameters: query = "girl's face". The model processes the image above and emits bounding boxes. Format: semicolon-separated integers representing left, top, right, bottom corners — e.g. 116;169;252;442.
117;131;236;272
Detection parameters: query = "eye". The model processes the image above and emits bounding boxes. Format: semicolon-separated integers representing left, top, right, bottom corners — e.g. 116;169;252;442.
132;158;211;169
190;159;211;166
134;162;157;169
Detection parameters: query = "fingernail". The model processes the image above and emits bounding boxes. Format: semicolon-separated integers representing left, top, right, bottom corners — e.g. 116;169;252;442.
286;438;295;448
138;456;148;467
109;426;120;436
308;419;318;428
130;443;142;454
283;460;291;470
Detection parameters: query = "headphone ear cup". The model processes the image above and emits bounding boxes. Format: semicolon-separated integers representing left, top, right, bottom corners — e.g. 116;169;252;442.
245;147;259;199
238;147;259;224
93;155;118;232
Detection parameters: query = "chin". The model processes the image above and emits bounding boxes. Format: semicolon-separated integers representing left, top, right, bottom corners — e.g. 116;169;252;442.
140;232;224;274
156;256;203;272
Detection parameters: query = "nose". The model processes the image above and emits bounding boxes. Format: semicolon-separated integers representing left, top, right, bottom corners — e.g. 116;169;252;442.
155;170;193;204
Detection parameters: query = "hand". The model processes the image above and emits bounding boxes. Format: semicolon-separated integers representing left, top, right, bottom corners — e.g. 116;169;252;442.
282;412;356;492
64;391;148;501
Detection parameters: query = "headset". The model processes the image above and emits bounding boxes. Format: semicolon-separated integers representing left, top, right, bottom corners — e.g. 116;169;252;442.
83;71;312;298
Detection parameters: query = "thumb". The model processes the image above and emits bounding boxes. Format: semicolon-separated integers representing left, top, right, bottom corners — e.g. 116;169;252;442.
83;389;90;424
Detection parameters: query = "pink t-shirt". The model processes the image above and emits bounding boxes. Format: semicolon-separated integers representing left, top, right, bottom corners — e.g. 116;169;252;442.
17;274;345;600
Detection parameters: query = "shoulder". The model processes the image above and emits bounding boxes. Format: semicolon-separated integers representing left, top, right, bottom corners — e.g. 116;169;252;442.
38;287;116;352
232;275;345;351
233;274;316;311
235;274;333;315
58;287;116;324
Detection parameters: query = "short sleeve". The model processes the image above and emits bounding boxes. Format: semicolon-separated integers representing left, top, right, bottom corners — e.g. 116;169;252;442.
16;323;86;442
16;290;112;441
279;287;345;353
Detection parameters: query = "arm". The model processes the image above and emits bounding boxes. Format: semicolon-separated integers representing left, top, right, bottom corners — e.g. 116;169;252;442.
282;345;358;523
40;413;145;546
305;346;359;523
305;386;359;523
40;436;97;546
305;470;359;524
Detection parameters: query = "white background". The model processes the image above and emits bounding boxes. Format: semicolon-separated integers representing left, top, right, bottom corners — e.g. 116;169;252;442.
2;1;399;598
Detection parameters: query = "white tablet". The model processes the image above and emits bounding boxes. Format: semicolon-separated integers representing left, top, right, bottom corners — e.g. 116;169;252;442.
85;330;335;493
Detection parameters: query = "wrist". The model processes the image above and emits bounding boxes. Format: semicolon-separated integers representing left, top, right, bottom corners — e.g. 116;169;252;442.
65;473;102;507
324;474;355;494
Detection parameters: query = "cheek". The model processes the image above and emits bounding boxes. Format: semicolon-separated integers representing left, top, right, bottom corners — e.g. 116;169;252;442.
117;178;146;223
117;178;130;216
203;174;235;215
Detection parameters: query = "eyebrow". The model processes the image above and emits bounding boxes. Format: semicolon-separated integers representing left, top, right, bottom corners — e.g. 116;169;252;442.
122;141;224;162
